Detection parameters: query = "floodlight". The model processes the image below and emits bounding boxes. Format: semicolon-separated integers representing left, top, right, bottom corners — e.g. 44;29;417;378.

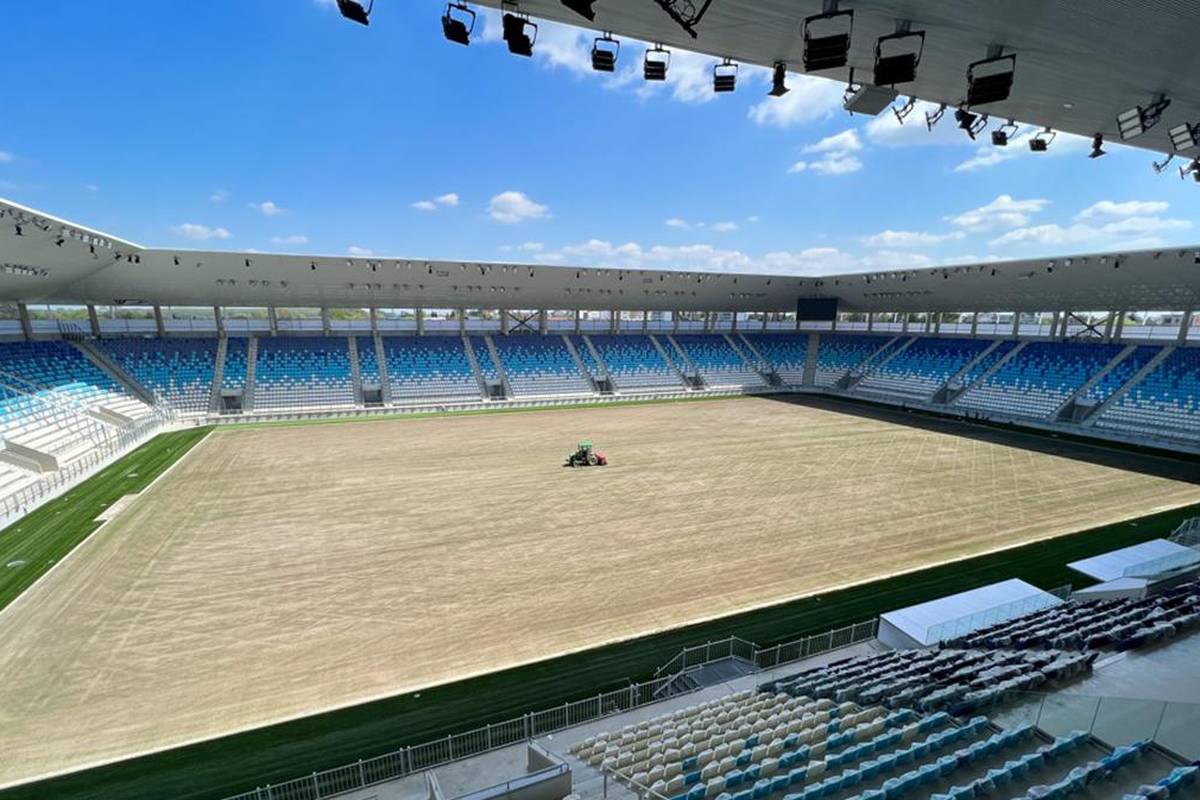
1088;133;1106;159
502;12;536;57
644;45;669;81
441;4;475;45
873;30;924;86
990;119;1017;146
955;108;988;140
769;62;789;97
1152;153;1176;174
924;103;946;131
335;0;372;25
1029;127;1055;152
891;96;916;124
560;0;596;21
802;9;853;72
713;59;737;93
591;35;619;72
1168;121;1199;152
1181;159;1200;183
966;53;1016;106
1116;95;1170;140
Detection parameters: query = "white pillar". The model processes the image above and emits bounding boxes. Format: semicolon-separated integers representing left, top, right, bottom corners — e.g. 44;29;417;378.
154;305;166;337
1102;313;1115;342
1011;312;1020;338
970;312;979;337
537;309;547;334
320;306;331;336
457;308;466;335
1050;310;1062;340
641;310;648;332
673;311;680;334
17;302;32;341
369;307;378;333
731;312;738;332
87;303;101;337
268;305;279;336
761;314;768;332
498;309;508;335
415;307;425;336
901;313;909;334
1180;310;1194;343
609;310;619;335
573;309;581;334
933;313;941;334
866;312;874;333
214;305;225;336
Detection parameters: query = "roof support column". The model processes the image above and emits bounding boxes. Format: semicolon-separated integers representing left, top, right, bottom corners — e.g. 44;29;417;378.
1179;309;1194;344
1114;311;1125;342
17;302;32;341
933;313;941;334
498;309;508;335
731;312;738;332
267;305;278;336
901;313;909;334
573;309;580;334
538;309;547;335
793;312;800;333
87;303;101;338
214;305;224;337
641;310;648;333
1011;312;1020;338
321;306;331;336
704;311;713;332
923;313;932;334
369;307;378;333
154;305;166;337
831;312;838;332
673;311;680;334
415;307;425;336
1049;310;1061;340
970;312;979;337
609;309;618;335
866;312;874;333
760;313;768;332
1102;313;1115;342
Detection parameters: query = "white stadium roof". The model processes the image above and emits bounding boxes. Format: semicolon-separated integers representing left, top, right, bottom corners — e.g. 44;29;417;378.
1;198;1198;313
466;0;1200;161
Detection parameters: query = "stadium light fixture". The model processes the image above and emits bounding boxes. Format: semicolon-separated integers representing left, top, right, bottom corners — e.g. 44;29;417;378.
713;58;737;93
643;45;669;80
991;118;1018;146
873;28;924;86
955;108;988;140
13;224;22;236
769;62;789;97
891;96;916;125
801;7;853;72
1116;95;1170;140
1029;127;1055;152
1168;121;1199;152
591;34;619;72
441;3;476;45
335;0;372;25
1181;158;1200;183
560;0;596;21
1152;153;1176;174
966;53;1016;106
924;103;946;131
501;12;537;57
1088;133;1106;159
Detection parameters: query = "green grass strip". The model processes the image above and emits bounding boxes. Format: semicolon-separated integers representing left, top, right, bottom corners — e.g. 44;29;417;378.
0;427;213;613
6;495;1197;800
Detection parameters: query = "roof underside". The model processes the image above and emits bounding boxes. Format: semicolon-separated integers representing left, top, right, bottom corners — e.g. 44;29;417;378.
2;199;1198;313
471;0;1200;159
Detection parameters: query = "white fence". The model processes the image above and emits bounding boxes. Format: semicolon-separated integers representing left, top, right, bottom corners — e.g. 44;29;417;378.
219;619;880;800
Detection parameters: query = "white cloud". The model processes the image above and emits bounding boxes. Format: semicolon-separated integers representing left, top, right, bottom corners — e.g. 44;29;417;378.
789;129;864;176
805;129;862;154
434;192;460;207
746;215;760;223
489;190;549;224
947;195;1050;232
789;153;862;176
711;221;738;232
171;223;232;241
746;75;844;128
988;216;1191;247
412;193;460;211
861;230;965;248
83;183;99;193
519;241;544;252
665;217;692;229
270;234;309;245
0;151;13;163
347;245;374;256
209;189;229;204
251;200;285;216
1076;200;1169;220
411;200;438;211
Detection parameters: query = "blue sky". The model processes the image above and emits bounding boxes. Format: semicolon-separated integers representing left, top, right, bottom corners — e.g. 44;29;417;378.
1;0;1197;275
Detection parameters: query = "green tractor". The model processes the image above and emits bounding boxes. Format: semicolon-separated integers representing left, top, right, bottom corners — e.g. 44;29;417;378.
565;440;608;467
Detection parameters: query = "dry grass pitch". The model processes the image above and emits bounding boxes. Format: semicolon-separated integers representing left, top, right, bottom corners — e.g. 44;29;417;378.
1;397;1198;786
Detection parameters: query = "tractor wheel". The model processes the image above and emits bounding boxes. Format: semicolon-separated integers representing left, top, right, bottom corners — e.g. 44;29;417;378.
587;453;598;466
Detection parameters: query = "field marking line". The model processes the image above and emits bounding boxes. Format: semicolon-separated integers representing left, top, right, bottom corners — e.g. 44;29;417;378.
0;428;213;625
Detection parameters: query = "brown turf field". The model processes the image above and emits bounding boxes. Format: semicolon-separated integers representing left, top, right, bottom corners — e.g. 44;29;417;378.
1;397;1199;786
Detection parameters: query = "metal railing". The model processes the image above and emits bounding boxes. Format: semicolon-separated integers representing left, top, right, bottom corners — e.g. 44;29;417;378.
653;619;880;678
926;584;1073;644
220;617;881;800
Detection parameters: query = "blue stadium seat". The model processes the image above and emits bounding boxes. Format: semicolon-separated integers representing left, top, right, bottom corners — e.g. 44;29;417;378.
956;341;1125;419
253;336;355;409
743;334;809;385
1097;346;1200;442
672;335;765;388
856;338;992;401
384;335;480;402
99;337;217;413
586;335;683;392
491;335;591;397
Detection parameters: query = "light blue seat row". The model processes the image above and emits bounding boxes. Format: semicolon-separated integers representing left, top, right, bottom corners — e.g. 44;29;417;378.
1098;347;1200;442
956;341;1125;419
222;337;249;389
99;337;217;413
672;335;765;388
586;334;681;391
814;335;896;387
856;337;992;401
743;334;808;384
492;335;591;397
253;336;355;409
386;336;479;401
355;336;382;384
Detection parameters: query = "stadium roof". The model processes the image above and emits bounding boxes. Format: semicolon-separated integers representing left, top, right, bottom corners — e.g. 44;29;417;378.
471;0;1200;160
1;197;1198;313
